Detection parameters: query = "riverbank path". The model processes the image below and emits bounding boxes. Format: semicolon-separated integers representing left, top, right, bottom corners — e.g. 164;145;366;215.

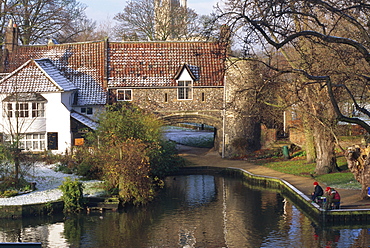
177;145;370;210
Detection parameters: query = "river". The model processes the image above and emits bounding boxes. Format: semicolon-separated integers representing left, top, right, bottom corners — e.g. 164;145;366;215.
0;174;369;247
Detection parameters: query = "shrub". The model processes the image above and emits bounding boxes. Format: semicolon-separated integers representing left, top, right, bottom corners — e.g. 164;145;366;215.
59;177;85;213
149;140;184;178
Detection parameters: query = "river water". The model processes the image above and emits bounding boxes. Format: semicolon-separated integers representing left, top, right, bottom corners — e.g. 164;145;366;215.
0;174;369;247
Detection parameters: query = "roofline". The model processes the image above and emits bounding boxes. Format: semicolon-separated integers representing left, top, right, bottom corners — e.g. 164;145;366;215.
17;39;106;48
15;39;218;49
33;59;62;91
33;58;74;92
0;59;32;83
109;40;217;44
108;85;224;89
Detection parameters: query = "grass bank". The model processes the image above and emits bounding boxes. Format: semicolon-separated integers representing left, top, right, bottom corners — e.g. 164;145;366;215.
251;151;361;190
173;129;361;190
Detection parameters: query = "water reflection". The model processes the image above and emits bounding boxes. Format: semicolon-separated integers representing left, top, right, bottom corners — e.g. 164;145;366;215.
0;175;369;247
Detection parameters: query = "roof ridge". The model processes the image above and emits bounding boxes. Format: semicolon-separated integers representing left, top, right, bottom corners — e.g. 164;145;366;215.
0;60;32;83
19;39;106;48
34;59;77;92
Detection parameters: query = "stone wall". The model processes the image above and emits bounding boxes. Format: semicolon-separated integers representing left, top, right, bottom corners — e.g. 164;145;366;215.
130;87;224;113
0;201;63;219
109;59;270;158
127;86;226;154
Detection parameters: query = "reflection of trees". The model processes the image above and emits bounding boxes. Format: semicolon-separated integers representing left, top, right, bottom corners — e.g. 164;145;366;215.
222;177;286;247
3;175;370;246
63;215;83;247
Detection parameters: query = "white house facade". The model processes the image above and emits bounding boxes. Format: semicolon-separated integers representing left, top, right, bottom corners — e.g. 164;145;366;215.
0;58;100;153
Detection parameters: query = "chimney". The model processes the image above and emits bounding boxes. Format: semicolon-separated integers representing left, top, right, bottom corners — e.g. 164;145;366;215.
219;24;231;55
4;20;19;53
1;20;18;72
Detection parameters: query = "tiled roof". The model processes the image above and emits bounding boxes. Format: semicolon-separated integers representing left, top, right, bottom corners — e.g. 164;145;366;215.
108;42;225;87
4;40;226;102
0;59;76;93
5;42;107;105
35;59;77;91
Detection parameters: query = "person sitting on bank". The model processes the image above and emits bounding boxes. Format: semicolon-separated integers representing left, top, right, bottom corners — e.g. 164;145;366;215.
311;181;323;202
324;187;341;210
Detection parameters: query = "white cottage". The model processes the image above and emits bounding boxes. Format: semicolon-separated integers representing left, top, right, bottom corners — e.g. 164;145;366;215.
0;58;101;153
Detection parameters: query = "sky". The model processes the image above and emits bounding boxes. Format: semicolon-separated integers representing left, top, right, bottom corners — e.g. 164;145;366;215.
78;0;219;23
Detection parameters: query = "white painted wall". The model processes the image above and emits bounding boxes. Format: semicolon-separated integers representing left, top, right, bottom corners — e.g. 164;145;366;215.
178;69;193;81
43;92;72;154
0;94;46;135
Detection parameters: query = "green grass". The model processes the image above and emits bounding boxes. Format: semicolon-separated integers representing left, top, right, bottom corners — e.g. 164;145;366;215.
315;172;361;190
260;156;361;190
263;159;316;177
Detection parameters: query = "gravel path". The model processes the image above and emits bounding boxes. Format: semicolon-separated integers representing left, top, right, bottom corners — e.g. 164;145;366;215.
0;163;101;206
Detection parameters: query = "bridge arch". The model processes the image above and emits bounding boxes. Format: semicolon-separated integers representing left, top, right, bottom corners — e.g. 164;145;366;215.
159;113;223;153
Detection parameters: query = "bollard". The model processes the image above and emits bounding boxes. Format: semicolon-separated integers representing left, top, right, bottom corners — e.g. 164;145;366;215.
282;145;290;159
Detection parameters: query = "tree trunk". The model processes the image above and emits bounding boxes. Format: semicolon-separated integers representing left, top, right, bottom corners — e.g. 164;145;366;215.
14;149;20;186
313;123;337;175
345;146;370;199
304;127;316;163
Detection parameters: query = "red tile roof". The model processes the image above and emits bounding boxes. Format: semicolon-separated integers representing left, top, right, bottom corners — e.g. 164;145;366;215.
108;42;225;87
4;40;226;102
5;41;107;87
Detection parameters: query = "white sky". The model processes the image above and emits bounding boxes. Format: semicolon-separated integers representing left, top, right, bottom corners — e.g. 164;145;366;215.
79;0;219;23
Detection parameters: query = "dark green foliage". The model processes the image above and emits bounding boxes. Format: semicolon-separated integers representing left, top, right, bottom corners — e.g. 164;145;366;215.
0;177;29;192
87;102;163;145
59;177;85;213
63;216;83;247
149;140;184;178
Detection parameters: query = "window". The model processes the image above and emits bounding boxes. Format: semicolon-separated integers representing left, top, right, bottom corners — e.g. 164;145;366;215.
32;102;45;117
6;102;44;118
201;92;205;101
7;103;13;118
16;103;29;117
164;93;168;102
117;89;132;101
5;133;46;151
178;81;192;100
81;107;93;115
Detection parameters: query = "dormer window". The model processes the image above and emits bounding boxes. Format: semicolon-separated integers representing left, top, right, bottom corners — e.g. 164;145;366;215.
177;81;192;100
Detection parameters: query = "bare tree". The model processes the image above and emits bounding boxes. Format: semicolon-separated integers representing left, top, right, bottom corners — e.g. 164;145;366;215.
53;13;98;43
4;0;89;45
217;0;370;195
113;0;204;41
